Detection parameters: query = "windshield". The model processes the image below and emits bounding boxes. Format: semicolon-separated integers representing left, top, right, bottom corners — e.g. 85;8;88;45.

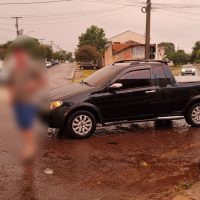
83;65;124;87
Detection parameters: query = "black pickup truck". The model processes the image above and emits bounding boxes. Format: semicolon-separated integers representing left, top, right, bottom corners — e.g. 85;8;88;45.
49;60;200;139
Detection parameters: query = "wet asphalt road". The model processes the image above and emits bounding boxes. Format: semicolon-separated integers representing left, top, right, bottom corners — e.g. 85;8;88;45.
1;64;200;200
48;63;75;92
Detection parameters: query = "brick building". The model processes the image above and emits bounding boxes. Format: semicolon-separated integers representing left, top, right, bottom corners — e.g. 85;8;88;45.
104;30;161;66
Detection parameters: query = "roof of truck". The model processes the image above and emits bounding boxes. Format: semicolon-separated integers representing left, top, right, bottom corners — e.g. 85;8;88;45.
112;60;168;66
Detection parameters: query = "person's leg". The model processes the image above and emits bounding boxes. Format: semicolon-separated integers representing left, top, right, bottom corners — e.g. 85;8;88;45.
21;130;37;161
13;103;38;162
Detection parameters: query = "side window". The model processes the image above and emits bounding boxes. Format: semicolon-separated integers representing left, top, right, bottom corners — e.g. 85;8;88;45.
163;65;176;85
117;69;152;89
155;66;167;87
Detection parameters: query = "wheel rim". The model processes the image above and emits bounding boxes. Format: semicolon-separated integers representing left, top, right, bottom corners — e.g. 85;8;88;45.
72;115;92;135
191;106;200;124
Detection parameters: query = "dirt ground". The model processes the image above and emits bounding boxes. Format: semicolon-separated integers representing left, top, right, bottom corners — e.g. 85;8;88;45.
1;120;200;200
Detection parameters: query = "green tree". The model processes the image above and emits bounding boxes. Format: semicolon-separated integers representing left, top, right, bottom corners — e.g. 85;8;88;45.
78;25;107;53
191;41;200;63
53;51;73;61
0;41;12;59
53;50;66;60
158;42;175;58
40;44;53;60
75;45;100;62
66;52;73;61
168;50;190;65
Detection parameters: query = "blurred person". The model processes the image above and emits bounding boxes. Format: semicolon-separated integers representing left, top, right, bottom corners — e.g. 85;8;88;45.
3;36;48;163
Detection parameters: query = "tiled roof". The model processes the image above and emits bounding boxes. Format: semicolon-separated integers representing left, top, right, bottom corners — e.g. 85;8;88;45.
112;43;132;53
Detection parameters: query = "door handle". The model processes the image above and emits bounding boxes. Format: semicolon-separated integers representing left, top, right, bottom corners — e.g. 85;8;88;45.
145;90;156;94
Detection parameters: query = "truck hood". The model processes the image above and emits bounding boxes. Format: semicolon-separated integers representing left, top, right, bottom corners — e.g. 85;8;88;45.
50;83;97;100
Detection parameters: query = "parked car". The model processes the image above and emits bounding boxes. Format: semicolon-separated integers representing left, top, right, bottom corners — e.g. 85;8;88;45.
49;60;200;139
181;65;195;76
51;60;59;66
46;61;52;68
55;60;59;65
80;62;99;70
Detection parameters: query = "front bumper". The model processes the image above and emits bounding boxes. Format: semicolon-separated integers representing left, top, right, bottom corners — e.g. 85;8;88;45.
182;71;195;75
49;106;69;128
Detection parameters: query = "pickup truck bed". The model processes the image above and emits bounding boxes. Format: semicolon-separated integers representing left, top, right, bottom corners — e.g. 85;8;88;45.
175;76;200;83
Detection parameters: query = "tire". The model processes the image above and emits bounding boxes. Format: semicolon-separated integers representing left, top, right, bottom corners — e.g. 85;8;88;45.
67;110;96;139
185;103;200;127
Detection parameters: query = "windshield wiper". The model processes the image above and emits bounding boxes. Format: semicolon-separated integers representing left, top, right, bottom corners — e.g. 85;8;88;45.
80;80;92;87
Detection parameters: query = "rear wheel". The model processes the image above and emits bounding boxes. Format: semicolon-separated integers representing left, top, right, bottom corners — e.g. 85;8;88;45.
67;110;96;138
185;103;200;127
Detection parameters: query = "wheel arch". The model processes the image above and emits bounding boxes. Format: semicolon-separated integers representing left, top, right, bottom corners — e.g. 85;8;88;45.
184;96;200;115
64;103;103;124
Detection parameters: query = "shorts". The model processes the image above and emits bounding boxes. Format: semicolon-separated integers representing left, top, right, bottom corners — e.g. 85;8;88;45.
13;103;37;130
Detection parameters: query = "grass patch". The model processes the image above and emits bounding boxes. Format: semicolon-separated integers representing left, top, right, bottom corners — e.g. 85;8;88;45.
170;66;181;76
73;69;97;83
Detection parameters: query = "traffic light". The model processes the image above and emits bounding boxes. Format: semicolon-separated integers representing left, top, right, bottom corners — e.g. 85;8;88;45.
150;46;156;59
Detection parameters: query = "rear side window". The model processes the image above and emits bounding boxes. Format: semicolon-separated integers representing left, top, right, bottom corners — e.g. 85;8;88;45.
155;66;167;87
117;69;152;89
163;65;176;85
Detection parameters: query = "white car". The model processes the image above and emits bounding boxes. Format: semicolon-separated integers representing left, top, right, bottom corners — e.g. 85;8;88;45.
181;66;195;76
46;62;52;68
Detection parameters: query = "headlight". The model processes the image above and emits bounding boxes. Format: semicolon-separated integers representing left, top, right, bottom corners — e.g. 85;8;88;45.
181;69;185;72
50;101;63;109
192;68;195;72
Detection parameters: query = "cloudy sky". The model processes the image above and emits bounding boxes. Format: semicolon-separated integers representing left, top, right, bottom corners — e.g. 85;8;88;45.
0;0;199;53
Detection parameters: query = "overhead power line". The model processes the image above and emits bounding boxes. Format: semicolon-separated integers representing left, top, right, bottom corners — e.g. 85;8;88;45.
157;10;200;23
0;26;15;32
153;3;200;9
0;0;72;6
87;0;144;7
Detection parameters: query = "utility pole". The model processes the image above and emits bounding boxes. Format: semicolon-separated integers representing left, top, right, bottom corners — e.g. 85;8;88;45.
144;0;151;60
50;41;54;49
11;17;22;37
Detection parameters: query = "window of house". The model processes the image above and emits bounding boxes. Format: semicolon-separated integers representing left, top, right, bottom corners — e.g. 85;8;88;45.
117;69;152;89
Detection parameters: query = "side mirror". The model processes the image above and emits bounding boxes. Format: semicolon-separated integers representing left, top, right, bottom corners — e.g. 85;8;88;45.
109;83;123;90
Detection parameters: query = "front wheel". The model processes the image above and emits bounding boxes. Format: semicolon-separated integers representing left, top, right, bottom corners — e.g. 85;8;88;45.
67;111;96;139
185;103;200;127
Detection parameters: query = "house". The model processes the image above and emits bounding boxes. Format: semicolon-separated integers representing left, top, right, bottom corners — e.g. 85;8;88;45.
104;30;160;66
157;45;165;60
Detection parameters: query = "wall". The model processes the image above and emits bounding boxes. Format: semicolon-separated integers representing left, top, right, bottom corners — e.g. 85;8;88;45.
104;45;114;66
132;46;145;59
113;48;132;63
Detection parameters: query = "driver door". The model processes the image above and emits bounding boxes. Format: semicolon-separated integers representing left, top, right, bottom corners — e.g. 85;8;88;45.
99;68;158;121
